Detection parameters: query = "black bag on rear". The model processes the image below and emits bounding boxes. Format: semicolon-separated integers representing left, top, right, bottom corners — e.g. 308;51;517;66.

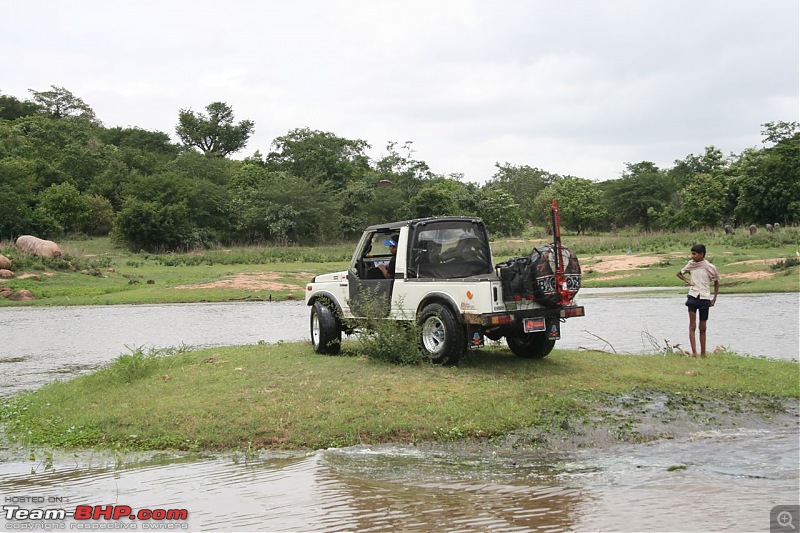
497;245;582;307
497;256;530;301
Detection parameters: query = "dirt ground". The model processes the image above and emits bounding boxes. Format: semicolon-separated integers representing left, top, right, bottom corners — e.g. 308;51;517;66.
174;273;303;291
583;254;671;273
585;254;780;281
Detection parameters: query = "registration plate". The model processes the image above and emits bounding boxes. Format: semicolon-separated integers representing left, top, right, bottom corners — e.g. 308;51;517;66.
523;318;547;333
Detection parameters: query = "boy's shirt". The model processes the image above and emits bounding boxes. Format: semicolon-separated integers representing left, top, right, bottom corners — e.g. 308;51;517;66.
681;259;720;299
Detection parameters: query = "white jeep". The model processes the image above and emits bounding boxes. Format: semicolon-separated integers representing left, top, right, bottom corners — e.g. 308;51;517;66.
305;215;585;364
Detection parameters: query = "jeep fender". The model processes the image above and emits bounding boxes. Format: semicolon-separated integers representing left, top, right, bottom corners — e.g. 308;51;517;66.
415;292;463;324
308;291;344;316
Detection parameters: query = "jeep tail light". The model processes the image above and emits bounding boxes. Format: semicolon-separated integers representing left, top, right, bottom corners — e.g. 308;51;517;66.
560;306;585;318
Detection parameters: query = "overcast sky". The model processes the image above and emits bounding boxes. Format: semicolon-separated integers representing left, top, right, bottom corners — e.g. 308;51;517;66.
2;0;797;182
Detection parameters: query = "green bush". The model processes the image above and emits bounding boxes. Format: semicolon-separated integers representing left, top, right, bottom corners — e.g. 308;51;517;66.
350;293;424;365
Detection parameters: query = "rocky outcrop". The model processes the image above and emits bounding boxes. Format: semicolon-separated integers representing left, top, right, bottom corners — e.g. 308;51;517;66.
0;269;13;279
15;235;63;258
0;254;11;269
7;289;35;301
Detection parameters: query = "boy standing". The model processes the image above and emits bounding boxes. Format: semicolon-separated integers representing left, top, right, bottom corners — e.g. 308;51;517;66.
676;244;720;358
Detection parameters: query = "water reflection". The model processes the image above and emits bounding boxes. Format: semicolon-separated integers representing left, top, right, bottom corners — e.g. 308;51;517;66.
1;426;797;531
319;446;586;531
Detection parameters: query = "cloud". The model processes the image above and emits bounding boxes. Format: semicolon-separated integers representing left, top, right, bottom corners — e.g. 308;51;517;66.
1;0;797;182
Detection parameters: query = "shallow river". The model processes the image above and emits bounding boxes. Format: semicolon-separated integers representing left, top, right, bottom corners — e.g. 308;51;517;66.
0;291;797;397
0;428;797;531
0;292;798;531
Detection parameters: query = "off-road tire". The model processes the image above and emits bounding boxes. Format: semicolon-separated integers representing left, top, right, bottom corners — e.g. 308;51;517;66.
418;303;464;365
506;332;555;359
311;301;341;355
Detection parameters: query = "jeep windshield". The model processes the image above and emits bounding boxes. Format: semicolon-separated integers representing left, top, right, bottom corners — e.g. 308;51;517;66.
409;220;492;279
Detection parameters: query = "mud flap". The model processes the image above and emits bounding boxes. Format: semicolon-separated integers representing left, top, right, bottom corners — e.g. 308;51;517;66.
466;324;484;350
547;318;561;340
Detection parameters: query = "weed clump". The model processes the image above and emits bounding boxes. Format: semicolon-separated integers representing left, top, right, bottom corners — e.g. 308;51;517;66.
356;318;424;365
103;344;192;384
348;291;425;365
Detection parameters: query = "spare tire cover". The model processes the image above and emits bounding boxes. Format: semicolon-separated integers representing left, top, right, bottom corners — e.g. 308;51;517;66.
529;245;582;307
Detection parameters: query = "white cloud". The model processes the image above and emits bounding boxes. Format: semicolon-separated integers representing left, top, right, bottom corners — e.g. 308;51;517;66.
1;0;797;182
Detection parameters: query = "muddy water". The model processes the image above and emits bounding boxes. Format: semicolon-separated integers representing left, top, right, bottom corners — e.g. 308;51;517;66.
0;292;797;397
0;293;798;531
0;426;797;531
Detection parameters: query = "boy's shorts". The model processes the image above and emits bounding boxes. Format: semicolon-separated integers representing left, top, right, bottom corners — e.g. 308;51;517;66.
686;295;712;321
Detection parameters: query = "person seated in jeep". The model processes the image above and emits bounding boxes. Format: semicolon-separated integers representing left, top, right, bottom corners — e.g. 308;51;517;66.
377;235;398;279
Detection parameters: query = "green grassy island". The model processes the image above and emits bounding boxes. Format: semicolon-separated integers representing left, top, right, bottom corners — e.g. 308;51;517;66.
1;342;797;452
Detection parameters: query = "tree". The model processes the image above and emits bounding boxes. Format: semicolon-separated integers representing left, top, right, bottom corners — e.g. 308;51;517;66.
0;92;40;120
374;141;434;181
730;144;800;225
229;164;339;243
477;188;526;236
484;163;557;223
28;86;98;123
677;173;727;229
605;162;672;231
176;102;254;157
409;182;459;219
668;146;727;190
37;182;87;234
112;198;191;251
728;122;800;225
533;177;607;234
116;171;232;249
266;128;371;185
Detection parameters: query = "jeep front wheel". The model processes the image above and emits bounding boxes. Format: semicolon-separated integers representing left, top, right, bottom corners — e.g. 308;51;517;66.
311;301;341;355
506;332;555;359
418;303;463;365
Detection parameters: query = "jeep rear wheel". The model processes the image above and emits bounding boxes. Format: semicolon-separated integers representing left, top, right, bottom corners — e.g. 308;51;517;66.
418;303;463;365
506;332;555;359
311;301;341;355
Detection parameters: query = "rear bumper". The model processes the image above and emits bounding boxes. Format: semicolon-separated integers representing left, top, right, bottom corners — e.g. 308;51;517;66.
463;305;585;327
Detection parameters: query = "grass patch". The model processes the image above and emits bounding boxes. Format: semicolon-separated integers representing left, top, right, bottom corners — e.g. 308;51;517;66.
1;228;798;306
2;342;797;451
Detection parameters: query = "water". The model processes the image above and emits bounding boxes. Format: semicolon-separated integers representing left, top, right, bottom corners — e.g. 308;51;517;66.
0;292;797;397
0;294;798;531
0;427;797;531
0;301;309;397
565;290;800;357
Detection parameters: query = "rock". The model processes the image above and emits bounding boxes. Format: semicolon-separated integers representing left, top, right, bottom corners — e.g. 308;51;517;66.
15;235;63;258
0;254;11;269
0;286;12;298
8;289;35;301
0;269;14;279
17;273;42;281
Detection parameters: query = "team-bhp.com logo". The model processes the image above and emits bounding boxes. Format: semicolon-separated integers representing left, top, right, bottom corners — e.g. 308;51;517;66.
3;504;189;530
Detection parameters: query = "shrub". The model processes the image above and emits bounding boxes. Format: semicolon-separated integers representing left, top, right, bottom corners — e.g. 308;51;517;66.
350;293;424;365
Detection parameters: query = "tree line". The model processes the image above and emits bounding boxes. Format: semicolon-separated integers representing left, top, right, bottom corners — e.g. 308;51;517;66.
1;86;797;251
